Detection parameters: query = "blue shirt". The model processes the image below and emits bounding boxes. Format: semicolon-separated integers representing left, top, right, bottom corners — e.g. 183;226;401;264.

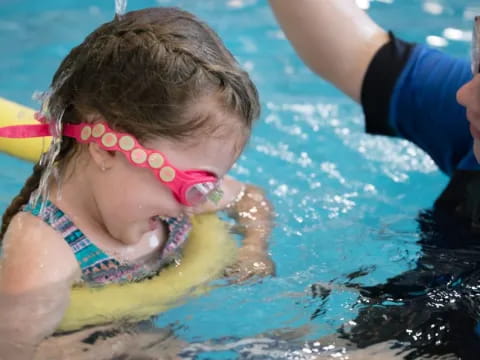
389;44;479;174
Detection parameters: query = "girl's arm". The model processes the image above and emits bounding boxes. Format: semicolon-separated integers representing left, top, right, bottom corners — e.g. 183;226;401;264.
0;213;78;359
195;176;275;280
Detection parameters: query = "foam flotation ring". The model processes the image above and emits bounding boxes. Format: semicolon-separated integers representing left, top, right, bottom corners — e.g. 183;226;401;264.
0;97;237;332
60;213;236;332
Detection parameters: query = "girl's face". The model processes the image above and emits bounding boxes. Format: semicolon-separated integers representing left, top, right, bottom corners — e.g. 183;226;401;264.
90;117;246;246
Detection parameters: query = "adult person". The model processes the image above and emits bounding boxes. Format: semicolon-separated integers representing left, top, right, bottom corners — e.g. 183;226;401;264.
269;1;480;358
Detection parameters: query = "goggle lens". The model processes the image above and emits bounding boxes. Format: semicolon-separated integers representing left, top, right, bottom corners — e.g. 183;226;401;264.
185;182;223;206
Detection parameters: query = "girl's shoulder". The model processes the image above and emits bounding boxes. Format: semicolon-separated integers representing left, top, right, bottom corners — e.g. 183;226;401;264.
0;211;80;294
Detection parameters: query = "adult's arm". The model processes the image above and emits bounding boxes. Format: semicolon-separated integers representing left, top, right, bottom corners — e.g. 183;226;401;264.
268;0;389;102
269;0;477;174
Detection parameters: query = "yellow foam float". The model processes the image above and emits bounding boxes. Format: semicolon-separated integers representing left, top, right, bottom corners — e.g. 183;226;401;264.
0;97;237;332
0;97;50;162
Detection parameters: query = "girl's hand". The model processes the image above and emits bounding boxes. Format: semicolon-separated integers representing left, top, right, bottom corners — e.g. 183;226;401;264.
225;244;275;282
221;180;275;282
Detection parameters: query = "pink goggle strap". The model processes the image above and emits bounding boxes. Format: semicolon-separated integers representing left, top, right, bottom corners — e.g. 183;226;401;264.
0;123;51;138
0;120;221;205
63;122;222;205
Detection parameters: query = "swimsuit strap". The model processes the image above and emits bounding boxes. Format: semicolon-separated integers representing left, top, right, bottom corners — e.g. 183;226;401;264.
21;199;192;285
162;215;192;259
22;199;121;270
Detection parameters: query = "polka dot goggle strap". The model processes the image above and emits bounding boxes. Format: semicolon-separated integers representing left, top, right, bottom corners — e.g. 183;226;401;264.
0;118;223;206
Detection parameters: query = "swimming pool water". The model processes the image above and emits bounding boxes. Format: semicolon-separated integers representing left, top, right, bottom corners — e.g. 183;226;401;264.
0;0;477;358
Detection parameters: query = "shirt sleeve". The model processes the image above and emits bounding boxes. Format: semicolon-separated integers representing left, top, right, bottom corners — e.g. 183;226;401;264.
361;32;477;175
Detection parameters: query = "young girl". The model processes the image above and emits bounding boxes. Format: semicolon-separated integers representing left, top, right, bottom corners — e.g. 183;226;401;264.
0;7;274;359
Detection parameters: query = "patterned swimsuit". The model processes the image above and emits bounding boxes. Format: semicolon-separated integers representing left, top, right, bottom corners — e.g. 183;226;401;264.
22;200;192;285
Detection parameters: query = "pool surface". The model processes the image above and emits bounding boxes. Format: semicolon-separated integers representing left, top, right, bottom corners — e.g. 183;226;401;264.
1;0;478;358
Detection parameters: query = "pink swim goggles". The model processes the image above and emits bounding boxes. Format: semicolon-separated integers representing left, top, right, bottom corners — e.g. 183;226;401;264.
0;115;223;206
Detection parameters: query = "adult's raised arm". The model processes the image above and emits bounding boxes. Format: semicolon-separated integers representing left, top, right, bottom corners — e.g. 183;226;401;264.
268;0;389;102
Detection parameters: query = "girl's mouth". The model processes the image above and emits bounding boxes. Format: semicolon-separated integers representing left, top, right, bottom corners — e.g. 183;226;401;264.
149;216;162;231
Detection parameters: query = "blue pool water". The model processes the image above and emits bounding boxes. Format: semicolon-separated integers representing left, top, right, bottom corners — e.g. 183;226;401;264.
1;0;478;358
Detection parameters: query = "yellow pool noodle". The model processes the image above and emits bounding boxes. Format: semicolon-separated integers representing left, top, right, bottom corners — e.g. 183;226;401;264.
0;97;50;161
59;213;237;332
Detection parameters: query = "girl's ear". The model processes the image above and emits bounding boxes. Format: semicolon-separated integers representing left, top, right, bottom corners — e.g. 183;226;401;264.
84;114;115;171
88;143;115;171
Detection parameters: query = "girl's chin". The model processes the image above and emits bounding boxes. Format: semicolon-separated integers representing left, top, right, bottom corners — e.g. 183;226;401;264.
115;217;166;246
